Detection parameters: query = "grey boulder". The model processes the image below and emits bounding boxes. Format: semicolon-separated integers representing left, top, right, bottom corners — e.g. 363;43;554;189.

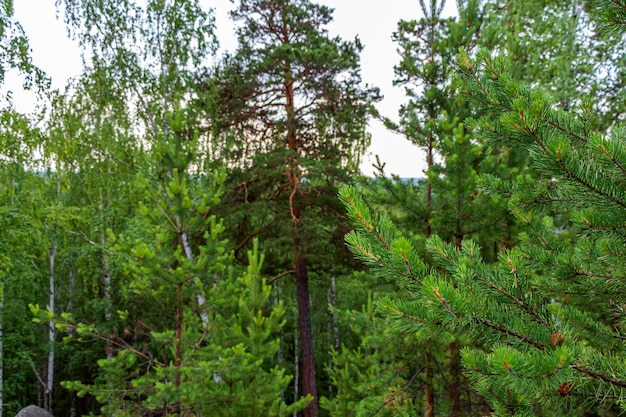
15;405;53;417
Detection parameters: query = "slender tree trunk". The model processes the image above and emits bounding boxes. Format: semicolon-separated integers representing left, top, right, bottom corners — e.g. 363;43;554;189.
275;285;285;403
424;19;436;407
293;327;299;417
174;281;183;415
426;140;433;238
330;274;339;350
448;213;463;416
424;142;434;416
284;46;317;414
99;188;115;417
100;190;113;360
424;351;435;417
448;341;461;417
0;277;4;417
326;287;333;397
181;230;209;326
295;258;318;417
67;278;77;417
326;274;339;397
46;244;57;413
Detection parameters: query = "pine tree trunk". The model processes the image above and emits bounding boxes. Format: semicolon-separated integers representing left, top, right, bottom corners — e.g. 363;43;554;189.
424;352;435;417
295;258;318;417
174;281;183;416
293;327;299;417
285;48;317;414
326;287;333;397
424;139;434;417
0;277;4;417
448;341;461;417
449;231;463;416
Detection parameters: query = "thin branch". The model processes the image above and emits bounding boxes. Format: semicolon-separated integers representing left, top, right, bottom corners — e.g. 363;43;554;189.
572;364;626;389
75;142;132;168
478;317;546;351
268;269;296;285
235;230;262;258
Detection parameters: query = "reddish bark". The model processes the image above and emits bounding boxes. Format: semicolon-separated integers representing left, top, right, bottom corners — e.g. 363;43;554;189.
295;257;318;417
448;341;461;417
286;56;318;415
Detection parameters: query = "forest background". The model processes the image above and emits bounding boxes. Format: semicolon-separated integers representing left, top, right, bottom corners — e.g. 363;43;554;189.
2;0;626;417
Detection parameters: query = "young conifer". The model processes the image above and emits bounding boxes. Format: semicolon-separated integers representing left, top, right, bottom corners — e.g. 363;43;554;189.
341;1;626;415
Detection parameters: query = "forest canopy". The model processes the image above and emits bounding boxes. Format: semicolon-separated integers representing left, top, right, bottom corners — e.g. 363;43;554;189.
2;1;626;417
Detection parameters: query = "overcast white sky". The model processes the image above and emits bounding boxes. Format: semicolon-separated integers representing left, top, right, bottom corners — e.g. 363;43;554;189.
6;0;456;177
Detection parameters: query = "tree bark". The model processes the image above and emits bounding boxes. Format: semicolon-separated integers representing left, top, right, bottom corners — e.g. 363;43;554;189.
181;230;209;326
448;341;461;417
99;191;113;360
284;37;317;413
326;274;339;397
426;138;433;238
0;277;4;417
424;141;434;417
330;274;339;351
295;258;318;417
46;244;57;413
293;326;299;417
424;351;435;417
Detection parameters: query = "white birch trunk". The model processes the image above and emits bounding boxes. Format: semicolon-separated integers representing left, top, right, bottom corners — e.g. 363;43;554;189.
181;231;209;326
181;230;220;383
326;275;340;397
46;244;56;412
330;275;339;350
100;192;113;361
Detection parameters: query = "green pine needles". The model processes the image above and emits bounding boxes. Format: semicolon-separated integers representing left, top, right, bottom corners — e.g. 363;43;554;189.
340;3;626;415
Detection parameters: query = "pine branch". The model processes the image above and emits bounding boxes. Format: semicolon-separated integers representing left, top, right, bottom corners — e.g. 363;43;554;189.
572;364;626;389
476;317;546;351
556;151;626;210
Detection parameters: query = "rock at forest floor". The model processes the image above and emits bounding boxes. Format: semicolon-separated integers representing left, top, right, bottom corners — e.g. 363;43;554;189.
15;405;53;417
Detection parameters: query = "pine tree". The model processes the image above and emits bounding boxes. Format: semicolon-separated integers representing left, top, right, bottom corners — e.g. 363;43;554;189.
339;2;515;415
47;95;310;415
203;2;379;415
333;1;613;415
340;1;626;414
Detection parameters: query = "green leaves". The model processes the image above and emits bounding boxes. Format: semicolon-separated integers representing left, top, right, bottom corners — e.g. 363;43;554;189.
0;2;48;91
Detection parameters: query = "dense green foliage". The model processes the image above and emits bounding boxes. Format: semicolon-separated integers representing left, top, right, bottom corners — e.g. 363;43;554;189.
2;0;626;416
340;1;626;416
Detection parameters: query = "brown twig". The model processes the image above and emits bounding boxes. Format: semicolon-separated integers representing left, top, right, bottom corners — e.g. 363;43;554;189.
268;269;296;285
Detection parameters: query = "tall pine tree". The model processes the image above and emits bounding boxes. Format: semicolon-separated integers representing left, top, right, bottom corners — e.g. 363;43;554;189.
204;2;379;415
